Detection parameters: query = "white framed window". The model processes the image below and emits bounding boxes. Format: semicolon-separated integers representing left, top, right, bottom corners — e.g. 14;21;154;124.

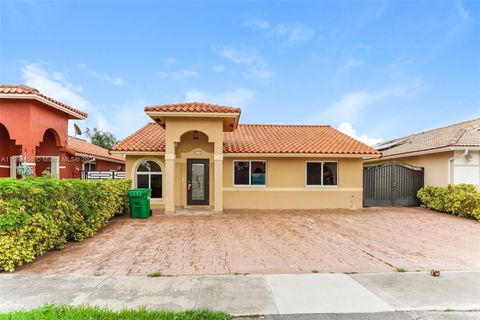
84;162;96;171
233;160;266;187
136;160;163;199
306;161;338;187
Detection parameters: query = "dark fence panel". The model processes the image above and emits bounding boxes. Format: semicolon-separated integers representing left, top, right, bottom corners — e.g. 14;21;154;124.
81;171;125;180
364;162;424;207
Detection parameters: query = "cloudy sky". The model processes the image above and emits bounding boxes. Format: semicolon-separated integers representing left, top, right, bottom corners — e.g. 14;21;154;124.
1;1;479;145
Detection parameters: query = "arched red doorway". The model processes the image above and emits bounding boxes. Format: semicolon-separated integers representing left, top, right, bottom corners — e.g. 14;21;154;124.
35;129;62;177
0;123;21;177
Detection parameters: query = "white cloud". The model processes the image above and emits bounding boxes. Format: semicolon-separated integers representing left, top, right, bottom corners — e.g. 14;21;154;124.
245;18;272;30
185;87;254;107
20;63;142;139
158;70;199;80
185;90;207;102
244;18;315;45
102;74;125;86
338;56;364;73
216;47;274;82
319;77;427;123
91;100;151;140
325;91;374;121
244;68;275;81
92;113;110;132
218;47;261;65
22;63;90;110
338;122;383;146
78;63;125;86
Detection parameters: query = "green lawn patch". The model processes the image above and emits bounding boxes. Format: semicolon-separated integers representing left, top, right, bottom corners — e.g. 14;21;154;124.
0;305;230;320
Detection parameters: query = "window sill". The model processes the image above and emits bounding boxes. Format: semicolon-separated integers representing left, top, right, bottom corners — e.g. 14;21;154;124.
233;185;267;188
305;185;338;188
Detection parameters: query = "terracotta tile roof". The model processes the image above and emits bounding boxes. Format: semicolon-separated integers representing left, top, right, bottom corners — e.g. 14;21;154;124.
0;84;87;119
144;102;241;114
111;123;166;152
377;118;480;157
111;122;379;155
67;137;125;162
224;124;380;155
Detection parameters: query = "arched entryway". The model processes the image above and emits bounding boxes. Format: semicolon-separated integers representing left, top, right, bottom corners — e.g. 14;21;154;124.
176;130;214;207
35;129;62;177
0;123;21;177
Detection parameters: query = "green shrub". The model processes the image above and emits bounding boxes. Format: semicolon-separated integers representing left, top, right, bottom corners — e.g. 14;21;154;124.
0;178;130;271
417;184;480;220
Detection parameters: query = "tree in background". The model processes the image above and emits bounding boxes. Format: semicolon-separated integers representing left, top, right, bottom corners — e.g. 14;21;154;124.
85;128;117;149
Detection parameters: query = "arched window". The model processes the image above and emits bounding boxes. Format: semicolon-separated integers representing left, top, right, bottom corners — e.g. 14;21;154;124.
136;160;162;199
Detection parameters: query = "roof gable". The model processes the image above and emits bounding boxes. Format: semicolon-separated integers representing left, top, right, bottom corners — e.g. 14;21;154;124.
0;84;87;119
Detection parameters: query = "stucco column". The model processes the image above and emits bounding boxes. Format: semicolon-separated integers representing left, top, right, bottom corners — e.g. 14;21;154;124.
214;154;223;213
164;153;176;214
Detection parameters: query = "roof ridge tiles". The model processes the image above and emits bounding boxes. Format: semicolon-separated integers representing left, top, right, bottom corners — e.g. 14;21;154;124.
144;102;241;113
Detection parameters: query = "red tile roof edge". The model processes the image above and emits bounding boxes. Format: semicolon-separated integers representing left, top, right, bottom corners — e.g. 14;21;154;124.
67;137;125;162
0;84;87;119
112;122;380;155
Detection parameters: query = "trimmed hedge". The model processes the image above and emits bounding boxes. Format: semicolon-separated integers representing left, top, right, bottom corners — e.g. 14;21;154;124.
0;178;130;272
417;184;480;220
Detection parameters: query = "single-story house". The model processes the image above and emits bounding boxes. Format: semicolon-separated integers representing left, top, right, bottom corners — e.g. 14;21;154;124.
366;118;480;188
0;84;125;178
65;136;125;178
111;102;380;213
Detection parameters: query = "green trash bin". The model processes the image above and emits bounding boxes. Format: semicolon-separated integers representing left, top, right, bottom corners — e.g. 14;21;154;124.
128;188;151;219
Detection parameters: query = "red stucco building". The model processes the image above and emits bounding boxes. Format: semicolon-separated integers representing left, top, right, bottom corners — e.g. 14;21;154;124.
0;85;124;178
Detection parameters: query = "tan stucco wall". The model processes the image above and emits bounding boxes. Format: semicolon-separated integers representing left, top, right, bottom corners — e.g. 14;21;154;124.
368;151;454;187
125;154;365;210
223;157;364;209
165;117;224;212
125;154;165;209
452;150;480;188
124;113;366;211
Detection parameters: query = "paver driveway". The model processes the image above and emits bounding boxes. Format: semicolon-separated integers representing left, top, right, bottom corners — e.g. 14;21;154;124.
15;208;480;276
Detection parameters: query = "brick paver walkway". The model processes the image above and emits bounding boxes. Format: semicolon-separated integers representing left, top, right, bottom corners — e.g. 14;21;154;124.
15;208;480;276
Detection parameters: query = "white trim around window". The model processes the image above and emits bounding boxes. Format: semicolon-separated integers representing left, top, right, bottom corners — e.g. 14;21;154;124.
305;161;339;187
135;160;163;199
233;160;267;187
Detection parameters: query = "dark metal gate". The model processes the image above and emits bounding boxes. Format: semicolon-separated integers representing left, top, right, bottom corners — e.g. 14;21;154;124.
363;162;424;207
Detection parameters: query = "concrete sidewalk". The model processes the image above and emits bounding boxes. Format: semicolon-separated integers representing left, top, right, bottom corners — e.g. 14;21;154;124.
0;271;479;316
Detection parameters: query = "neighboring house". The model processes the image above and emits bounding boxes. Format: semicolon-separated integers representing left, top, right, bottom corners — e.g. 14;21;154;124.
0;84;125;178
65;136;125;178
111;102;380;213
366;118;480;188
